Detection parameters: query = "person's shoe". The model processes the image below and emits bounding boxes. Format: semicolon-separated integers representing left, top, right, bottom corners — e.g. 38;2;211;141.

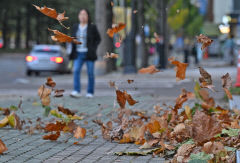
86;93;94;98
70;91;82;98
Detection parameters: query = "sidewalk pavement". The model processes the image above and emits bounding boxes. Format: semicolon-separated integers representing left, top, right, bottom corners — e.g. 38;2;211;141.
0;95;171;163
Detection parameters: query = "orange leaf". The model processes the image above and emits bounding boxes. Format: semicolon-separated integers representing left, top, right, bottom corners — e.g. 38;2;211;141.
107;23;126;38
168;57;188;81
74;126;86;139
32;5;69;29
116;90;138;108
48;28;82;44
146;120;161;134
44;121;66;132
0;139;7;154
138;65;160;74
43;131;60;141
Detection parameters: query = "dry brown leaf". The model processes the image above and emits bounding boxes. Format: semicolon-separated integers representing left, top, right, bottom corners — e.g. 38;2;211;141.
0;139;7;154
198;67;215;91
138;65;160;74
107;23;126;38
38;85;51;106
48;28;82;44
177;144;195;157
54;89;65;97
43;131;60;141
174;89;194;112
127;79;134;84
45;77;56;88
44;121;66;132
74;126;86;139
196;34;213;50
57;106;75;116
221;73;232;100
202;141;225;154
104;52;119;59
168;57;188;81
32;4;69;29
190;110;222;144
116;90;138;108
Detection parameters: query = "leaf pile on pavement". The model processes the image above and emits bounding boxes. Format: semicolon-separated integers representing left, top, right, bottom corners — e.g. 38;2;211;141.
94;70;240;162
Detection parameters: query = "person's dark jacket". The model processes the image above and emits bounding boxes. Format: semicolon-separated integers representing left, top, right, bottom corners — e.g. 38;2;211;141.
69;23;101;61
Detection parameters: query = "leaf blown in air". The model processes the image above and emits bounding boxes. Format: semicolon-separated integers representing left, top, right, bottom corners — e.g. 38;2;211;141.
196;34;213;50
32;4;69;29
48;28;82;44
168;57;188;81
45;77;56;88
138;65;160;74
104;52;119;59
38;85;51;106
0;139;7;154
116;90;138;108
221;73;233;100
107;23;126;38
198;67;215;91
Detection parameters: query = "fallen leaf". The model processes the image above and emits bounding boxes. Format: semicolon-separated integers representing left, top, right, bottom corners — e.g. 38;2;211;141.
202;141;225;154
43;131;60;141
190;110;222;143
107;23;126;38
54;89;65;97
74;126;86;139
138;65;160;74
48;28;82;44
57;106;75;116
196;34;213;50
0;139;7;154
168;57;188;81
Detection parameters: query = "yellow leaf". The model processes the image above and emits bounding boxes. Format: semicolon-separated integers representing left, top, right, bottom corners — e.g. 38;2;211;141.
184;105;191;120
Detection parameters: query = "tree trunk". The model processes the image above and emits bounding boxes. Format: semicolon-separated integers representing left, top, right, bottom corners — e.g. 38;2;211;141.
95;0;114;74
156;0;168;69
123;0;138;73
35;14;41;44
25;3;31;49
2;9;9;49
206;0;214;22
138;0;148;67
15;10;22;49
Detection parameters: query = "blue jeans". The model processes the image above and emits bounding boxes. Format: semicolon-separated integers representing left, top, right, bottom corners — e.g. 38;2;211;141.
73;52;95;94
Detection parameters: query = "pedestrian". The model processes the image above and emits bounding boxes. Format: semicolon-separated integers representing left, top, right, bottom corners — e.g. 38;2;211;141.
223;34;235;65
191;43;198;65
70;9;101;98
